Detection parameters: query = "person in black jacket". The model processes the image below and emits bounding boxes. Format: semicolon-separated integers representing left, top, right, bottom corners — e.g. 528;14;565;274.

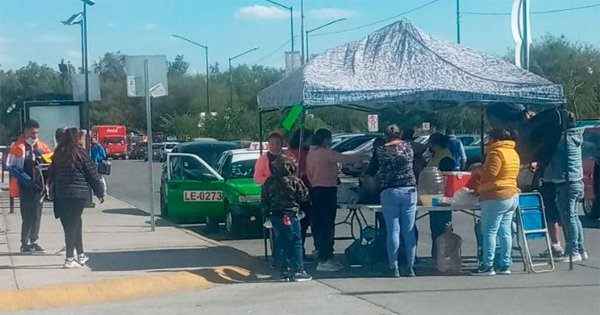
49;128;105;268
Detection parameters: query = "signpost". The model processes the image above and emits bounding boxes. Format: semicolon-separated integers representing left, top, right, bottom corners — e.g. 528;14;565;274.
422;122;431;132
368;114;379;132
125;55;168;231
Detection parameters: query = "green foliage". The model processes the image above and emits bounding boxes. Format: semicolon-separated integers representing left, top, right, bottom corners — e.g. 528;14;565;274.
506;35;600;119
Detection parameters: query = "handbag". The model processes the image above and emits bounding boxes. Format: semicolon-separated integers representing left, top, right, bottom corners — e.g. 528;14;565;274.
98;160;112;176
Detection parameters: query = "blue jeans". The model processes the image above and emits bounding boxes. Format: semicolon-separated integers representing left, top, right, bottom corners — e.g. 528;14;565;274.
380;187;418;269
271;212;304;273
480;195;519;270
556;181;585;255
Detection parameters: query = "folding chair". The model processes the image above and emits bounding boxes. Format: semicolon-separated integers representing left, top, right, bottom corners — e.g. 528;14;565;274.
515;193;555;273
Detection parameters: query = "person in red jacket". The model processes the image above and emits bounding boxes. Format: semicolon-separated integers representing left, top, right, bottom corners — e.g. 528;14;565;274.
6;120;52;253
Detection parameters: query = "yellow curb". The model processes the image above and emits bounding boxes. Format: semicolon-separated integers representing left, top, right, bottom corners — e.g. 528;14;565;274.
0;266;250;311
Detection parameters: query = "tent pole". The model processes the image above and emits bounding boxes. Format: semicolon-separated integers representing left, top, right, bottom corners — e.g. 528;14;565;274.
560;103;574;270
259;111;268;261
297;104;306;176
480;106;485;164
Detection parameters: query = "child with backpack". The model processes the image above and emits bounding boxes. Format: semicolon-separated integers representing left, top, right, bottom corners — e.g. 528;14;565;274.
262;155;312;282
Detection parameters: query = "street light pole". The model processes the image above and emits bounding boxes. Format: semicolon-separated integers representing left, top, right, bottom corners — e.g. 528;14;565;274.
266;0;294;53
82;0;94;139
171;35;211;113
305;18;346;61
228;47;259;109
300;0;305;64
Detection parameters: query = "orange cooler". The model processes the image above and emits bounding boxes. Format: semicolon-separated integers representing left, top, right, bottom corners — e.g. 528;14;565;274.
442;172;472;197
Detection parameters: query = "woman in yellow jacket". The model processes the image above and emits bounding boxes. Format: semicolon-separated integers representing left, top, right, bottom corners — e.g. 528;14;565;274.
472;128;520;276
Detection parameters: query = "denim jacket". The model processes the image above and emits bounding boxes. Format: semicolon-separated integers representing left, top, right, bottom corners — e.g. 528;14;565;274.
542;127;584;183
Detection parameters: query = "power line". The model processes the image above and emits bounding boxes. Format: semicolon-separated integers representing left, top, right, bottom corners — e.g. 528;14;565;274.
463;3;600;16
254;39;291;64
311;0;442;37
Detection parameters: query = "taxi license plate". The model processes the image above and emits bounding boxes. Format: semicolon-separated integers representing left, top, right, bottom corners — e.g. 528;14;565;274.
183;191;223;202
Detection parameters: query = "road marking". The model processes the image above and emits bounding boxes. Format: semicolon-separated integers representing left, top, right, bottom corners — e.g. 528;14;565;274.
0;266;251;311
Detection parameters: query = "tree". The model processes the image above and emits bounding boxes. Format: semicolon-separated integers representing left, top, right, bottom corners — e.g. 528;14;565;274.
168;55;189;76
508;35;600;119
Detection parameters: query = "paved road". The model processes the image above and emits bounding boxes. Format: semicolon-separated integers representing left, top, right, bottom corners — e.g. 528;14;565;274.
105;160;600;315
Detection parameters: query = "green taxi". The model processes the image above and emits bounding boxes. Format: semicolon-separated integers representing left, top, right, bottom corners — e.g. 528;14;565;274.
160;142;263;236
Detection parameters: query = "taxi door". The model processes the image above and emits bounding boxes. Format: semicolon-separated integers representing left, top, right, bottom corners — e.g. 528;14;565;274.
166;153;226;222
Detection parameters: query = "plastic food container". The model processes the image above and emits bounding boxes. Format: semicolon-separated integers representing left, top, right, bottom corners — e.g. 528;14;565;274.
442;172;472;197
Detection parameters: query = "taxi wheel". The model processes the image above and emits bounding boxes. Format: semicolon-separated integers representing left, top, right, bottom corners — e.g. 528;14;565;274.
160;186;169;218
225;204;241;238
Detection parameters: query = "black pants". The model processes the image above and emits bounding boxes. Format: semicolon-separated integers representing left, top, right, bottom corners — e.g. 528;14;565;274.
20;190;44;246
430;211;452;257
310;187;337;262
299;200;313;254
57;198;85;259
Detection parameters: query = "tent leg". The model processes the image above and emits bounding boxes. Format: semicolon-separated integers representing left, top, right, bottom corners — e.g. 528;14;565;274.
480;107;485;163
560;104;574;271
259;111;269;261
297;105;306;176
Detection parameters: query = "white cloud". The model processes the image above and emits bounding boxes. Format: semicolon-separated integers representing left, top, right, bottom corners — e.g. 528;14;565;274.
310;8;356;20
67;50;82;65
236;5;288;20
144;23;157;30
35;33;72;44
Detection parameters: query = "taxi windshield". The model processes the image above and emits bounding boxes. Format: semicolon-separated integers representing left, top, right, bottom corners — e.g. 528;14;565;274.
230;159;256;179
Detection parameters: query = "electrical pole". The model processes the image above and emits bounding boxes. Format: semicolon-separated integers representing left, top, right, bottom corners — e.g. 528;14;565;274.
300;0;305;64
456;0;461;44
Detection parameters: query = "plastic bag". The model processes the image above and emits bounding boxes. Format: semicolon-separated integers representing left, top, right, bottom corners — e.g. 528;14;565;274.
447;188;479;208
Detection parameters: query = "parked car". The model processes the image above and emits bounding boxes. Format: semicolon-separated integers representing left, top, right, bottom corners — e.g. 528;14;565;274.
128;141;147;160
331;134;359;148
145;143;163;161
159;142;179;162
160;142;259;237
582;125;599;219
332;133;381;153
341;138;376;176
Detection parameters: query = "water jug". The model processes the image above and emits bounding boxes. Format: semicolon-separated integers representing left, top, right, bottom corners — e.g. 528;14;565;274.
436;225;462;274
417;167;445;206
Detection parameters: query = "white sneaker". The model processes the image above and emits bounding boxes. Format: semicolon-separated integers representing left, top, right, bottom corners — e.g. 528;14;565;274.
555;254;582;263
581;251;589;261
78;254;90;265
63;258;82;269
316;260;342;272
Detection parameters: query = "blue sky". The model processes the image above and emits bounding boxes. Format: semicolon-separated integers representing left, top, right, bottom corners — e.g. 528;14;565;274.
0;0;599;73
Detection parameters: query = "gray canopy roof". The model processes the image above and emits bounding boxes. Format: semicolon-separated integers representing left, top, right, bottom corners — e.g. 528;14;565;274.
258;19;564;111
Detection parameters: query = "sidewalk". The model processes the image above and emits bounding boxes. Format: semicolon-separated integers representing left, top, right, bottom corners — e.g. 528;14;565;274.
0;193;266;311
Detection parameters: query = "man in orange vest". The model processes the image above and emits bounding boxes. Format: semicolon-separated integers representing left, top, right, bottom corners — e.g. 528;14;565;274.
6;119;51;253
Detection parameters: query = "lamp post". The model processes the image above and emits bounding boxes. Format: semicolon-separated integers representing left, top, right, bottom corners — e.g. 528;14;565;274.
265;0;294;53
305;18;345;61
81;0;94;137
172;34;211;113
61;12;84;73
228;47;259;109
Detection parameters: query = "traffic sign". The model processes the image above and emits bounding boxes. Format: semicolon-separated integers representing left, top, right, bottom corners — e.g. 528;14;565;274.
422;122;431;131
368;114;378;132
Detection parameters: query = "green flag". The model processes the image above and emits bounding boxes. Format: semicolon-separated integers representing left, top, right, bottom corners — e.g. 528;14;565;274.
281;104;303;131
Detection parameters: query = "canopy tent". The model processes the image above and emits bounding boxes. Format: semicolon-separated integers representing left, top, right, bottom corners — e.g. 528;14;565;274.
258;19;564;111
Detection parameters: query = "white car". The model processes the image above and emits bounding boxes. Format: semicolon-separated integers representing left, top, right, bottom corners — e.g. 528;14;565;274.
159;142;179;162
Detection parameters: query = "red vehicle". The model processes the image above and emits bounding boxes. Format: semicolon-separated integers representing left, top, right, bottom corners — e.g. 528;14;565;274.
91;125;128;160
582;125;600;219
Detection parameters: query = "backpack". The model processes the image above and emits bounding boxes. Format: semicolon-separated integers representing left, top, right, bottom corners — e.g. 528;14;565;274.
345;226;385;266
